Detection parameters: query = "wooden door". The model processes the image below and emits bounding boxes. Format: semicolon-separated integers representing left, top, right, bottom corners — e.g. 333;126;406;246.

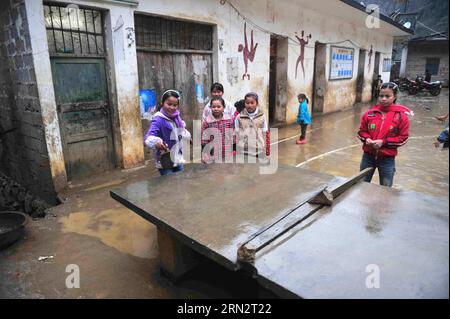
312;42;326;113
173;53;212;126
51;58;114;179
374;52;381;75
356;49;366;102
137;51;212;159
269;37;278;124
135;14;214;160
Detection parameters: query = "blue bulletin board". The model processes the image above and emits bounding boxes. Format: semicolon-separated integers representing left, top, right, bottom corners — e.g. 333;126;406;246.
329;46;354;80
139;88;156;120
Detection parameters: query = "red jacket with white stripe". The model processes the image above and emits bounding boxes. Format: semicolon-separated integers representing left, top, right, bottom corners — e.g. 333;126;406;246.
358;104;410;158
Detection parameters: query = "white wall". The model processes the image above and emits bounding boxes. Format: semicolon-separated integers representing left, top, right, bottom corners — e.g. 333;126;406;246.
39;0;398;173
47;0;396;118
25;0;67;191
134;0;394;119
42;0;145;169
104;6;144;169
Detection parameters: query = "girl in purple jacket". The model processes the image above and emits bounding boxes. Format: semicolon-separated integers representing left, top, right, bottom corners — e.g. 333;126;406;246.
144;90;191;175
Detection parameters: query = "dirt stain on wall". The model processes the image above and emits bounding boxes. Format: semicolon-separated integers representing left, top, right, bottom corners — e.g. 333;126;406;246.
118;95;145;168
286;80;313;124
325;80;357;113
250;75;269;115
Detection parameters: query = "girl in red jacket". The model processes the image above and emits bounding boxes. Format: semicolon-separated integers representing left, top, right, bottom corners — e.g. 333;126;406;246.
358;82;410;187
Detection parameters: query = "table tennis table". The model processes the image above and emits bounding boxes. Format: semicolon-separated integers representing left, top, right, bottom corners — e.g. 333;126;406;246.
110;164;449;298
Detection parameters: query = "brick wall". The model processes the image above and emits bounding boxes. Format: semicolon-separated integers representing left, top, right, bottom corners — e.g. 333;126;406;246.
0;0;57;205
406;41;449;86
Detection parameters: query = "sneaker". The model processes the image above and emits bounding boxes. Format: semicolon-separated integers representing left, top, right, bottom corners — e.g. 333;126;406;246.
299;139;307;145
295;139;303;145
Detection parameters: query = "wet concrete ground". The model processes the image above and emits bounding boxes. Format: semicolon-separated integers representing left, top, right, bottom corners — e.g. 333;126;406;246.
275;90;449;198
0;90;448;298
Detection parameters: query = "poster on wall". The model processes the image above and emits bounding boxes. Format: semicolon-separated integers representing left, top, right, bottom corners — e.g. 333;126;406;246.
196;83;204;103
330;46;354;80
139;89;156;120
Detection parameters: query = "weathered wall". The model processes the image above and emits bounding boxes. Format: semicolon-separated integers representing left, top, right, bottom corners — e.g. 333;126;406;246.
132;0;394;120
104;7;144;169
406;41;449;86
274;38;288;123
31;0;145;173
362;49;374;103
25;0;67;192
270;1;392;115
38;0;400;174
0;0;59;204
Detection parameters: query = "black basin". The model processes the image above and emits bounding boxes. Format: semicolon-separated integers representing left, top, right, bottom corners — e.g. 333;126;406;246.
0;211;28;250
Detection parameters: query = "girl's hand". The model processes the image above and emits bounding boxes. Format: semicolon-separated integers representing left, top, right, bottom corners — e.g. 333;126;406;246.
372;139;383;149
202;153;212;164
156;142;169;152
365;138;373;145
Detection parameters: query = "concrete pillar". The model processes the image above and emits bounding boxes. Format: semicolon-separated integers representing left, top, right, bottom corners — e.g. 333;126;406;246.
105;8;144;169
24;0;67;192
399;45;408;77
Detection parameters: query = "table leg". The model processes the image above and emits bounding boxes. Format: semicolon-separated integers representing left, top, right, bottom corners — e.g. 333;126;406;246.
157;226;199;282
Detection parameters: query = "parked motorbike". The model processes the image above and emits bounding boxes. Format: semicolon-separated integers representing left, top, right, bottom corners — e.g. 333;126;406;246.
393;77;413;92
408;75;442;96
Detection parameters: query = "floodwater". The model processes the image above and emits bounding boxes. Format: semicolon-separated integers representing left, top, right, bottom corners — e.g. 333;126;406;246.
59;206;157;259
274;90;449;197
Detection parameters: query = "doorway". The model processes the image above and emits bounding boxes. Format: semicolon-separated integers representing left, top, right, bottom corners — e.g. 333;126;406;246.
356;49;366;102
268;35;288;125
135;14;213;159
374;51;381;75
45;4;115;180
312;42;327;113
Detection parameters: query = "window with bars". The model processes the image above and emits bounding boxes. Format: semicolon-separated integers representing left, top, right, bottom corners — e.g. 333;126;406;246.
426;58;440;75
135;15;213;52
44;4;105;55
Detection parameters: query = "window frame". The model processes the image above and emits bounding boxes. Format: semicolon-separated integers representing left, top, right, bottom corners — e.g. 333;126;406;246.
425;58;440;76
44;3;106;57
135;14;214;53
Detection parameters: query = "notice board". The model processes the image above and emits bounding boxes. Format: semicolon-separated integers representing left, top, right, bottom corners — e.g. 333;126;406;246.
330;46;354;80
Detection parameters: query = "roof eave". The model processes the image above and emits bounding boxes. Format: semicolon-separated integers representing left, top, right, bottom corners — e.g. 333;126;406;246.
340;0;414;35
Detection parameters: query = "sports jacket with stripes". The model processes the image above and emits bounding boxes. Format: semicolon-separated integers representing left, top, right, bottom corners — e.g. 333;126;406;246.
358;104;410;158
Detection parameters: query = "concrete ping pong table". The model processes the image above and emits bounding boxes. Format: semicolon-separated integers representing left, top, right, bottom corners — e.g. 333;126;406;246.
110;164;449;298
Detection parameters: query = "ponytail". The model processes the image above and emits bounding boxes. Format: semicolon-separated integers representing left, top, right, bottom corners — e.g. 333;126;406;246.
298;93;309;104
